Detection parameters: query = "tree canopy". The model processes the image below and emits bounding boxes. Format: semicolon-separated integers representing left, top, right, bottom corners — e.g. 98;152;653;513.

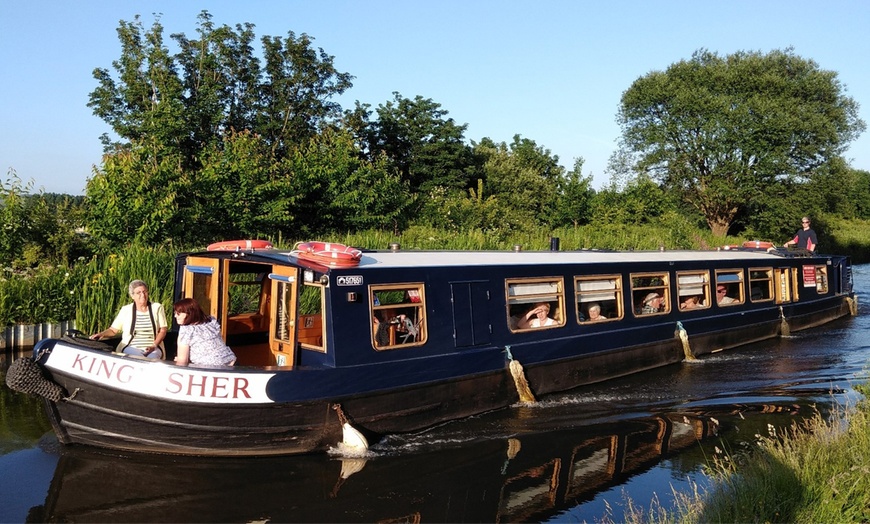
617;48;866;236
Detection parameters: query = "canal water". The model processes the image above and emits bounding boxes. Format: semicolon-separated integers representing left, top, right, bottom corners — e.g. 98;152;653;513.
1;264;867;523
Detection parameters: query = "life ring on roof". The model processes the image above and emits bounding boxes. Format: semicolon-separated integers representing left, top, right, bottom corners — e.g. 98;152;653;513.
293;241;362;268
207;239;274;251
742;240;775;249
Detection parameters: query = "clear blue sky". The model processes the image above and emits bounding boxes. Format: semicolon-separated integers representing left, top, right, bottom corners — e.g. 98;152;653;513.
2;0;868;195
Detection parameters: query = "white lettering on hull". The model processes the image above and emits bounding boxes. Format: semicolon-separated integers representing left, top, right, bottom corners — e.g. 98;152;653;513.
45;344;276;404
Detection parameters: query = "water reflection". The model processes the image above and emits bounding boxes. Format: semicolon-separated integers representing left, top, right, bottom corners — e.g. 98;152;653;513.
34;411;727;523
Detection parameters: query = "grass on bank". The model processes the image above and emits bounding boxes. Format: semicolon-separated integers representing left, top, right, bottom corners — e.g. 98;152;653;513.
618;384;870;524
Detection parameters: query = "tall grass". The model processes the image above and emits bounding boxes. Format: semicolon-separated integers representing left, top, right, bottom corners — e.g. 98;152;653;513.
75;246;176;334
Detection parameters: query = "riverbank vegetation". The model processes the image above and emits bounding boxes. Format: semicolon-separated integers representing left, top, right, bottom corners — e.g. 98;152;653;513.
618;383;870;523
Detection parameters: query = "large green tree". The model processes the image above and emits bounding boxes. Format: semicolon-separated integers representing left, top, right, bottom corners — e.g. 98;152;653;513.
88;11;353;165
345;94;477;195
617;48;865;236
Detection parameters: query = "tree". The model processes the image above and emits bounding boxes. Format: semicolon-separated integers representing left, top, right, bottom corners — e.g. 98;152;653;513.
617;48;865;236
474;136;563;227
554;158;595;227
259;31;354;155
346;94;477;195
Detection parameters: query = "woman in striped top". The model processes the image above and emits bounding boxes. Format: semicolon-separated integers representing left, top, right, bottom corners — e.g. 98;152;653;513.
89;280;168;359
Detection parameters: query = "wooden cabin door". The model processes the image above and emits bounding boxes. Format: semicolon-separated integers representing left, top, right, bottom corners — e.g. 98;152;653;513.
269;265;299;367
182;256;221;318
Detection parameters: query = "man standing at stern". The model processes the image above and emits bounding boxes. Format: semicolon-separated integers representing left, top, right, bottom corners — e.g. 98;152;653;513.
784;216;817;252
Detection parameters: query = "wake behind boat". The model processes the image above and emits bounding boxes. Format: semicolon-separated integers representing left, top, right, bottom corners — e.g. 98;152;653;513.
6;240;857;456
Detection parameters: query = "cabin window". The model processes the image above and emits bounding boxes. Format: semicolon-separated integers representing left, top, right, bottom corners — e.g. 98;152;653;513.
506;278;566;331
814;265;829;294
631;273;670;316
715;269;745;306
224;265;270;335
296;283;325;351
749;268;774;302
370;283;427;349
676;271;711;311
575;275;622;323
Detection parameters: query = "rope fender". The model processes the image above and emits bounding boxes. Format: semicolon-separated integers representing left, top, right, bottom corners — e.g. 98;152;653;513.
5;356;67;402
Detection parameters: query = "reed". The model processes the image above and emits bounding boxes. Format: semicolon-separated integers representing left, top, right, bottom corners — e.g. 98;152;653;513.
74;246;176;334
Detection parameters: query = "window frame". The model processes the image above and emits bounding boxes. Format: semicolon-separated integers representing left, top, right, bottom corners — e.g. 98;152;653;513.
676;270;711;311
714;269;745;307
506;277;566;332
574;274;623;323
369;282;428;350
631;272;671;317
814;265;829;294
749;267;775;303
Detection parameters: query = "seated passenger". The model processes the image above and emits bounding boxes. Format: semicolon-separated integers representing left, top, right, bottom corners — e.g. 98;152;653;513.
680;295;700;310
517;302;557;328
373;309;414;346
587;303;606;321
173;298;237;367
717;285;737;305
641;293;665;314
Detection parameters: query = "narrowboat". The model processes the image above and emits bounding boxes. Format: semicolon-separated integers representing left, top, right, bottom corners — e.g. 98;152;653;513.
6;240;857;456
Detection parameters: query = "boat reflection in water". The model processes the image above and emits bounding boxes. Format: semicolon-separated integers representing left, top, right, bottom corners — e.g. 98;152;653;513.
36;412;720;523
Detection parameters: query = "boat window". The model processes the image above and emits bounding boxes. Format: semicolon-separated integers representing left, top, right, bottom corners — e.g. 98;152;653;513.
715;269;745;306
297;283;325;352
575;275;622;323
506;278;566;331
749;268;774;302
814;265;829;294
631;273;671;316
676;271;711;311
370;283;427;350
225;265;270;335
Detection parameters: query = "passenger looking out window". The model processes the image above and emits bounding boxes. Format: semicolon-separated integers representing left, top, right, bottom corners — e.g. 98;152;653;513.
587;303;607;321
641;293;666;314
516;302;557;329
717;285;737;304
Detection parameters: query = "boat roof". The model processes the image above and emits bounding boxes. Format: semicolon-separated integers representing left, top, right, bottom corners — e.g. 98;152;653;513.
240;248;823;270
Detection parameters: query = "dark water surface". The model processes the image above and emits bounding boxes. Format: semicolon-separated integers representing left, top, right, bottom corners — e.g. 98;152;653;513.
2;265;868;523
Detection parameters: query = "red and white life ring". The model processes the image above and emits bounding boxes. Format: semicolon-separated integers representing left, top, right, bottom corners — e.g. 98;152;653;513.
207;239;274;251
293;241;362;268
742;240;775;249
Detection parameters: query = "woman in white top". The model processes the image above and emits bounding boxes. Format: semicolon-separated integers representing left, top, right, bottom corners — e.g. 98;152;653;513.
518;302;557;329
89;279;167;359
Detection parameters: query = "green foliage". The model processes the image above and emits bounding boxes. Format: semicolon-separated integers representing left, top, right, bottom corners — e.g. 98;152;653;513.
74;245;175;334
0;171;33;267
0;266;79;325
346;94;477;196
618;48;866;236
553;158;596;226
0;170;90;269
84;137;189;247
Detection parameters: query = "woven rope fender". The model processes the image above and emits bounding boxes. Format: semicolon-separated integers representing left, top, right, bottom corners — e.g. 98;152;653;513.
5;356;66;402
